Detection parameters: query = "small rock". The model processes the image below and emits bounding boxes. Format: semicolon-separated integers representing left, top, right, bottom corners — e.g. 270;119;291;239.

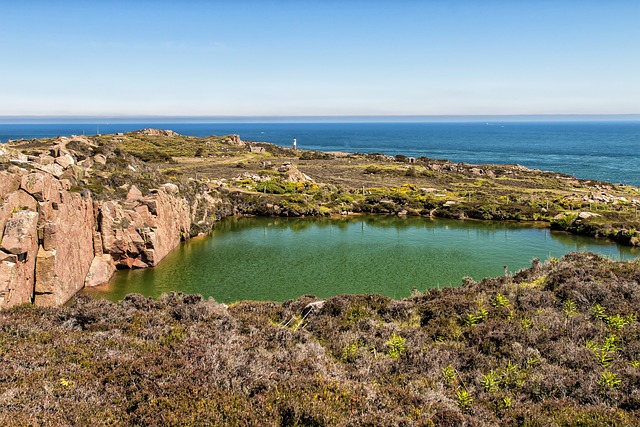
55;153;75;168
93;154;107;165
126;185;143;202
160;183;179;194
77;157;94;168
302;300;325;317
578;211;600;220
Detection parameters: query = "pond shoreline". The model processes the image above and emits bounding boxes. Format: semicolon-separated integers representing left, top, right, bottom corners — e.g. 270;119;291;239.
2;130;639;307
84;215;638;304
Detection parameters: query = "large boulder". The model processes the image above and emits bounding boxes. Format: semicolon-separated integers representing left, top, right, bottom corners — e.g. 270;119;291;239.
0;190;38;241
1;210;39;256
0;171;21;200
20;172;61;203
84;254;116;287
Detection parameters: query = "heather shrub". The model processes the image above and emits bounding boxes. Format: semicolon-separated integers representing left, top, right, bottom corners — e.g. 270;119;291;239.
1;253;640;425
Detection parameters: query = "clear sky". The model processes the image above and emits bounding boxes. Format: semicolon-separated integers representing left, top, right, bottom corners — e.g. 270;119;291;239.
1;0;639;117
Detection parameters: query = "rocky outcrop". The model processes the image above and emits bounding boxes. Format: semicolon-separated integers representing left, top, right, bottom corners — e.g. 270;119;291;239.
98;186;190;269
0;161;96;307
277;162;314;183
133;128;180;137
0;210;39;307
223;134;243;146
33;189;95;306
1;138;196;308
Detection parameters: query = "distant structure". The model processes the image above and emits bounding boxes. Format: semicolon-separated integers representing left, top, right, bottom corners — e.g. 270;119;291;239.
293;136;297;150
249;146;266;154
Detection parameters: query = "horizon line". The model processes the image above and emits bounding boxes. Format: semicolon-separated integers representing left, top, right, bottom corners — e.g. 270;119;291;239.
1;113;640;124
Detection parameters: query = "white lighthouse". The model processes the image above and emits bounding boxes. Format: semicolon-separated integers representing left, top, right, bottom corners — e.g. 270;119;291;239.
293;136;297;150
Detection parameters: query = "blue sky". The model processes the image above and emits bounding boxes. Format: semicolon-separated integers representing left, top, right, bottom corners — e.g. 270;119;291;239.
1;0;639;117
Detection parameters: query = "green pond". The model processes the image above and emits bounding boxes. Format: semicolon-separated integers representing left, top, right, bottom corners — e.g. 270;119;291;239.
83;216;640;303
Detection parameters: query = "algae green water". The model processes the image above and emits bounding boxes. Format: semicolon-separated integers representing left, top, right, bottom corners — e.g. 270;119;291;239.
85;216;639;303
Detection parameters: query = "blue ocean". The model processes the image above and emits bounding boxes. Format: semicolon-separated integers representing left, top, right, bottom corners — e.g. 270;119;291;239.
1;121;639;186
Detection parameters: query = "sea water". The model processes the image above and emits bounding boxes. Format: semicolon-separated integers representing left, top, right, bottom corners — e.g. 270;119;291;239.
1;121;639;185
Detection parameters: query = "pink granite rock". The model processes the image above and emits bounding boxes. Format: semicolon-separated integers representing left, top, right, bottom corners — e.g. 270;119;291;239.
0;171;21;200
84;254;116;287
0;190;38;240
20;172;61;203
98;188;190;268
0;210;39;307
1;210;39;255
34;192;95;306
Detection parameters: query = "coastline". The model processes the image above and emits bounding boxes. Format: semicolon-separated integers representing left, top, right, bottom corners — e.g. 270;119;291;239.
1;129;639;308
2;129;640;424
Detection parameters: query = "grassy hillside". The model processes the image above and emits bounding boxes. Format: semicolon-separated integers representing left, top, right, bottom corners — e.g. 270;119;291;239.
2;253;640;425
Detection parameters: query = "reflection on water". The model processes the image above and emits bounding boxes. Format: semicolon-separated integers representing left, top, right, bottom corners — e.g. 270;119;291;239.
83;216;639;303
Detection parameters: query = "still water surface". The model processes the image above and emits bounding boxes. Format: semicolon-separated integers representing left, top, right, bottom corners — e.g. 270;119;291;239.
84;216;639;303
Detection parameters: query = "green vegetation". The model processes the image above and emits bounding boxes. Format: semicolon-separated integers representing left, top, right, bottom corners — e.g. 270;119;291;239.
8;130;639;247
4;130;640;423
2;252;640;425
384;333;407;358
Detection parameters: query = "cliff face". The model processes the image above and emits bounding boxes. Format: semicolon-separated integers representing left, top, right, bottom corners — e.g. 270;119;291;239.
0;154;83;307
32;177;95;306
0;139;193;308
98;185;190;269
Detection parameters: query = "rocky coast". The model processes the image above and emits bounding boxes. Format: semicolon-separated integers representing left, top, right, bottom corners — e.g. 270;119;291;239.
2;130;640;425
1;129;639;309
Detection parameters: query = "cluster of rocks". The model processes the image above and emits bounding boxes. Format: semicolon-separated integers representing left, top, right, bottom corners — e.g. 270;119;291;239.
133;128;180;137
96;184;190;271
234;162;314;185
0;139;192;308
277;162;314;182
579;192;637;205
424;161;532;178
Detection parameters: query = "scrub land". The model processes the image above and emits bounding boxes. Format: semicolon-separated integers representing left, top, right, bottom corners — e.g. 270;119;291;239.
2;130;640;425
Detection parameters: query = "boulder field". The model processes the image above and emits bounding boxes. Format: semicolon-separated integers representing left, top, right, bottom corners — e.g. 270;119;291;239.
0;140;191;308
